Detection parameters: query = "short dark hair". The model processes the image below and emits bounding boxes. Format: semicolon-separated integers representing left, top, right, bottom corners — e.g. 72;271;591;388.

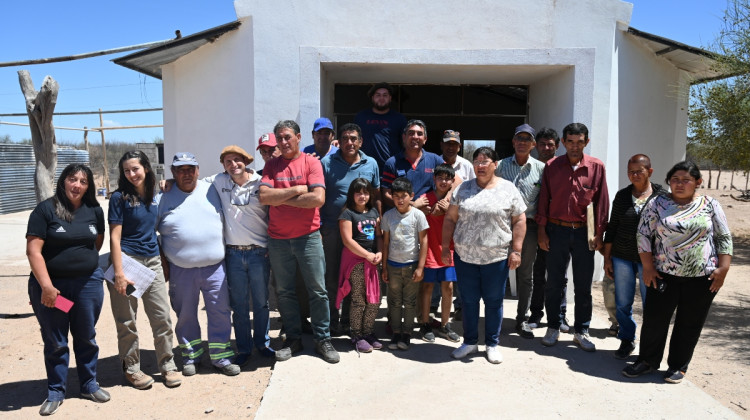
628;154;652;170
434;163;455;179
345;178;374;212
339;123;362;140
536;127;560;146
562;123;589;141
403;119;427;135
666;160;702;183
391;177;413;195
117;150;156;207
367;82;394;99
274;120;301;136
54;163;99;222
473;146;499;162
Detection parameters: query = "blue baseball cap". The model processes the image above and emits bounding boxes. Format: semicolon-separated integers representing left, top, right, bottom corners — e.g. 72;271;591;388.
514;124;536;139
171;152;199;167
313;117;334;132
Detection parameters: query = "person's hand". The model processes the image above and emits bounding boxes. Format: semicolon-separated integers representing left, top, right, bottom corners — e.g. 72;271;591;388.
604;257;614;278
412;195;429;209
382;269;389;284
592;236;604;251
709;266;729;293
435;198;450;213
642;264;661;289
331;140;340;148
114;273;135;296
159;179;175;192
370;252;383;266
296;185;309;195
41;285;60;308
412;267;424;282
537;229;550;251
163;264;170;283
508;252;521;270
441;249;453;266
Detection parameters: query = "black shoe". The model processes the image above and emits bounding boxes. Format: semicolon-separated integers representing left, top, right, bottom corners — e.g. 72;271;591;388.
614;340;636;360
315;339;340;364
81;388;111;403
39;399;62;416
608;323;619;336
622;360;654;378
388;333;402;350
664;369;685;384
419;323;435;342
275;338;303;362
397;334;411;350
453;307;462;322
515;321;535;339
234;352;251;367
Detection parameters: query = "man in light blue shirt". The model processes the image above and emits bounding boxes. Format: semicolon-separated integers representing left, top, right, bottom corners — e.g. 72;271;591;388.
303;117;339;159
495;124;545;339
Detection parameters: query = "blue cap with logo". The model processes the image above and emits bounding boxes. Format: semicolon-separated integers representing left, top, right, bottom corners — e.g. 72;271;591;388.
514;124;536;139
313;117;334;132
171;152;199;167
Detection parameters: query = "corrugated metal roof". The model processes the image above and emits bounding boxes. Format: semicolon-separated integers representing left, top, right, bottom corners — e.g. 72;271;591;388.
627;27;731;83
112;20;242;79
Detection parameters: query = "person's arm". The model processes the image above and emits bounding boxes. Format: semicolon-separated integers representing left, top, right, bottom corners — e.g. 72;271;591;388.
636;199;659;288
602;243;614;278
282;186;325;208
373;189;383;222
374;218;383;265
708;198;733;292
508;213;526;270
638;251;661;288
381;230;390;283
109;224;134;296
26;236;58;308
381;187;394;209
592;164;610;251
440;204;459;265
413;229;428;282
159;243;170;283
709;254;731;293
259;184;308;206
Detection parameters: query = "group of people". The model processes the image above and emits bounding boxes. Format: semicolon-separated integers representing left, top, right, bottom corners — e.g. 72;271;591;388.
26;82;733;416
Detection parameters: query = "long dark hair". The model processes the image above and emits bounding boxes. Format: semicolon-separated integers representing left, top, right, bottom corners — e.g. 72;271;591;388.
117;150;156;207
345;178;374;212
54;164;99;222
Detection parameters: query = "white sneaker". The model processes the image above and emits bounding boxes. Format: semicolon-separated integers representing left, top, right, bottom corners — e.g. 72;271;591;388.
573;332;596;352
559;318;571;333
451;343;479;359
486;345;503;364
541;328;559;347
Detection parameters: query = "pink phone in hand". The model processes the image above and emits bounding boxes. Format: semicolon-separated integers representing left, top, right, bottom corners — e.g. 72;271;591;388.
54;295;74;313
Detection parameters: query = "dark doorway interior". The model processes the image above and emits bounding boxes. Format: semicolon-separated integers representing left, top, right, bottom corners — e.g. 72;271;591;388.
334;84;528;159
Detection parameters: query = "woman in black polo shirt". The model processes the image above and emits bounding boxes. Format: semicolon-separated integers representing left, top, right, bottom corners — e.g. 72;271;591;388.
26;164;110;416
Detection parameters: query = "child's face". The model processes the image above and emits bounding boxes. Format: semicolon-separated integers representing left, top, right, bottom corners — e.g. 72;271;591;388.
354;189;370;208
392;191;413;213
434;174;454;194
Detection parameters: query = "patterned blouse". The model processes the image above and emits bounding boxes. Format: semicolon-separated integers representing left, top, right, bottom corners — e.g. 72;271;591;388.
637;194;733;277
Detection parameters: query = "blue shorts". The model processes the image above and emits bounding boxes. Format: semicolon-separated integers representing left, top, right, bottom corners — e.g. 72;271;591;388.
423;266;457;283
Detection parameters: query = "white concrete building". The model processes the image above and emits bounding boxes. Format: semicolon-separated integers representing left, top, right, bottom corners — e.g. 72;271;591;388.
115;0;723;190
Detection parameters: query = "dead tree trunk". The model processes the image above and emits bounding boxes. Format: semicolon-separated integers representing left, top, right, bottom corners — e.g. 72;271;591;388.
18;70;58;203
707;168;713;189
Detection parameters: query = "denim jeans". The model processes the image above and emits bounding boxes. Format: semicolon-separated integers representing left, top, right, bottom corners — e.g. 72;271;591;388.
225;246;271;354
268;230;330;341
612;256;646;341
29;269;105;402
544;223;594;333
454;252;508;347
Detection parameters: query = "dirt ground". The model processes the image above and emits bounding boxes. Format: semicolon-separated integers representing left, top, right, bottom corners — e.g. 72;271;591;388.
0;171;748;419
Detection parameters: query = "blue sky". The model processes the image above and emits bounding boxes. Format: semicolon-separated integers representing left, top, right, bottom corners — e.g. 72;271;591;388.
0;0;730;144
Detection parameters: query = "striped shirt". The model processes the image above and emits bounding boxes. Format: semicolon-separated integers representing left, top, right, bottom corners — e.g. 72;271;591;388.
495;154;544;218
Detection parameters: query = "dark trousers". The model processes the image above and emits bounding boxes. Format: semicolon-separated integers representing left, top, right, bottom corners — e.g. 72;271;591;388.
544;223;593;333
637;273;715;372
530;248;567;322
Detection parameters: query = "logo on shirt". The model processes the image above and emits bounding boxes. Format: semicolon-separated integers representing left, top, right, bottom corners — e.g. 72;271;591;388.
397;170;406;176
425;168;433;174
89;225;97;235
55;226;66;233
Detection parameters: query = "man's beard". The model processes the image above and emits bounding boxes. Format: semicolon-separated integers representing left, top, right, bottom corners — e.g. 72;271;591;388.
372;101;390;112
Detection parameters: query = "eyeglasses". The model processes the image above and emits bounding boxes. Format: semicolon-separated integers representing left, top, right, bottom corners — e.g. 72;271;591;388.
472;160;494;167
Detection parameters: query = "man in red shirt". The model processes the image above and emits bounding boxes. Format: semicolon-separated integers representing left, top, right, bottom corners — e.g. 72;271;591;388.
536;123;609;352
260;120;340;364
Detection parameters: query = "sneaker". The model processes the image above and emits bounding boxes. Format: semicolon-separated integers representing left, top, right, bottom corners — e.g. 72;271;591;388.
451;343;479;359
353;336;373;353
125;370;154;390
453;307;462;322
515;321;535;339
541;328;559;347
182;363;199;377
664;369;685;384
397;334;411;350
163;370;182;388
486;345;503;364
527;317;541;329
81;387;110;403
388;333;402;350
436;324;461;343
614;340;636;360
364;334;383;350
559;317;571;333
257;346;276;358
315;339;340;364
39;399;62;416
420;323;435;342
215;363;241;376
573;331;596;352
622;360;654;378
234;352;251;367
275;338;304;362
608;323;619;336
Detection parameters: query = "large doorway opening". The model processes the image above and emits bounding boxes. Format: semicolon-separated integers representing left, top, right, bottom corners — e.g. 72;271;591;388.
333;84;528;159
